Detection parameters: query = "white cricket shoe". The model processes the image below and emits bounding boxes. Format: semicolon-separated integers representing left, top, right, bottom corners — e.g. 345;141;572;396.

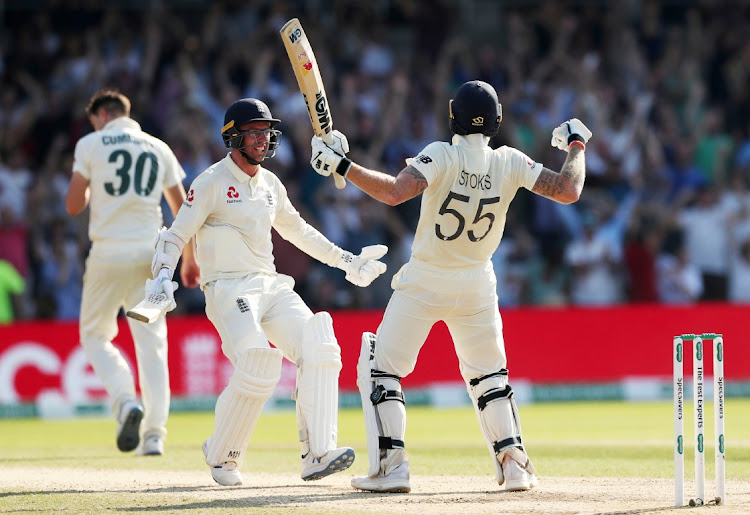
116;400;144;452
502;459;538;491
136;431;164;456
202;439;243;486
301;447;355;481
351;461;411;493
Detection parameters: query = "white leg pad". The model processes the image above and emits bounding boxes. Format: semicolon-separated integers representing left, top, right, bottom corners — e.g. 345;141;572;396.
296;312;343;457
466;370;535;484
205;347;282;468
358;332;407;477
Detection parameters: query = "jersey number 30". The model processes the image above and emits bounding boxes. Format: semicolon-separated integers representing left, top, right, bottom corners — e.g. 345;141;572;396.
435;192;500;242
104;150;159;197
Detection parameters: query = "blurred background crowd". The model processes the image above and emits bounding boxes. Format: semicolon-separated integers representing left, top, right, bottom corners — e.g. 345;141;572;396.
1;0;750;323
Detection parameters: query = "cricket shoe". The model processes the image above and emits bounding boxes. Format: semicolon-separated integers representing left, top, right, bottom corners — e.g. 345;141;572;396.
136;431;164;456
116;400;144;452
502;459;538;491
202;439;243;486
301;447;355;481
351;461;411;493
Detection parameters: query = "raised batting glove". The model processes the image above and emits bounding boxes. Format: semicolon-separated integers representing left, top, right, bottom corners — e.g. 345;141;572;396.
145;268;179;312
551;118;592;152
311;131;352;180
337;244;388;287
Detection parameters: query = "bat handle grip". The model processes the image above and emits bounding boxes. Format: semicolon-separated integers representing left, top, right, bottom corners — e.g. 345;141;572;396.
333;174;346;189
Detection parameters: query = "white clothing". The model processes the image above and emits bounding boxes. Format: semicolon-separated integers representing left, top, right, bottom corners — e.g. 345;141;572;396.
80;258;169;435
565;235;621;305
73;117;185;244
677;198;740;275
168;152;350;473
203;274;313;365
366;134;541;483
73;116;183;438
169;154;342;287
406;134;542;268
656;254;703;304
729;257;750;302
377;260;505;379
377;133;541;377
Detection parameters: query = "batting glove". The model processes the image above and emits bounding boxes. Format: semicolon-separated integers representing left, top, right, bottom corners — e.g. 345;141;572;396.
145;268;179;312
337;245;388;287
551;118;592;152
311;131;352;180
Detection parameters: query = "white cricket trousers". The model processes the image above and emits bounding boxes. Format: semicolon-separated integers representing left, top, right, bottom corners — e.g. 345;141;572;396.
374;259;507;380
202;273;313;365
79;243;169;437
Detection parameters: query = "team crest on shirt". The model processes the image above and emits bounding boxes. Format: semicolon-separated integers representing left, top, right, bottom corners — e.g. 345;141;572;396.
227;186;242;204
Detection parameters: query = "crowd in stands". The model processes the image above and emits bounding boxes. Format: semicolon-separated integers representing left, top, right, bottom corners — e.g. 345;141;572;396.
1;0;750;323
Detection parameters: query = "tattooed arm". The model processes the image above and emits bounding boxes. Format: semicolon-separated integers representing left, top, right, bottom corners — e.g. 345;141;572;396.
346;163;428;206
531;145;586;204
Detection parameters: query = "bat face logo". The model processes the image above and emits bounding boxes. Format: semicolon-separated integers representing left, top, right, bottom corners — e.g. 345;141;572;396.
297;51;313;75
288;28;302;43
314;92;331;132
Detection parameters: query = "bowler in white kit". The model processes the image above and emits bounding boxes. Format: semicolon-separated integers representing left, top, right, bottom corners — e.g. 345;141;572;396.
66;88;199;456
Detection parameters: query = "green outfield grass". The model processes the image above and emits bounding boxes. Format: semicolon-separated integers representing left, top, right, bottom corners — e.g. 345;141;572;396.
2;399;748;480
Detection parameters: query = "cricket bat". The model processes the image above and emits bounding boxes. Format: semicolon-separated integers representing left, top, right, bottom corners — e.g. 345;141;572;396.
280;17;346;189
126;292;171;323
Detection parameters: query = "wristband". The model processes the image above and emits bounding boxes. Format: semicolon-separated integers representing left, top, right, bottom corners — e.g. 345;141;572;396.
569;141;586;151
335;157;352;177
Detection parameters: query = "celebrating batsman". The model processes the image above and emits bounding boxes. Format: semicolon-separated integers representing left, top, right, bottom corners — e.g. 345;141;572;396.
144;98;388;486
310;80;591;493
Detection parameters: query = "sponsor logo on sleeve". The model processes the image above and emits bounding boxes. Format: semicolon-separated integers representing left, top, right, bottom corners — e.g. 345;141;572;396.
183;189;195;207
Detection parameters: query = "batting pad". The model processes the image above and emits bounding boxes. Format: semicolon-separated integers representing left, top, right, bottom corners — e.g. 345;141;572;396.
205;347;282;467
296;312;342;457
467;371;535;483
358;332;407;477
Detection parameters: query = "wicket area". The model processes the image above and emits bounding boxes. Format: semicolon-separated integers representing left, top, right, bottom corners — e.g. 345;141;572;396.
673;333;725;507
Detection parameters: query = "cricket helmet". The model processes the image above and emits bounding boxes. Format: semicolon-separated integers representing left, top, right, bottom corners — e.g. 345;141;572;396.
222;98;282;160
449;80;502;137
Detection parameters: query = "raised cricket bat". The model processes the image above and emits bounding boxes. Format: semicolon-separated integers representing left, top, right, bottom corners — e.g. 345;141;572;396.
126;292;171;323
280;17;346;189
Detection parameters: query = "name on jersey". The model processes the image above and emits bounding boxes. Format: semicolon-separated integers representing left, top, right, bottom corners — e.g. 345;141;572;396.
459;170;492;190
101;134;150;146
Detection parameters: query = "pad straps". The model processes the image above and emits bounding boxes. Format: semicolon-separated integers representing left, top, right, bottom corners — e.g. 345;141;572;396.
370;370;405;405
379;436;405;450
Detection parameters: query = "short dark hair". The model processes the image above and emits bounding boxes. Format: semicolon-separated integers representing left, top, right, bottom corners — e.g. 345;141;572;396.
86;88;131;117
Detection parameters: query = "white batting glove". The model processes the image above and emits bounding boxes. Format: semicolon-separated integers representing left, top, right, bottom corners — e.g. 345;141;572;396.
145;268;179;312
551;118;592;152
311;131;352;180
327;129;350;155
337;245;388;287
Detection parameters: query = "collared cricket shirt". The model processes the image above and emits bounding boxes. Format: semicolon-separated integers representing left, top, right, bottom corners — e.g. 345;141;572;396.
170;153;342;287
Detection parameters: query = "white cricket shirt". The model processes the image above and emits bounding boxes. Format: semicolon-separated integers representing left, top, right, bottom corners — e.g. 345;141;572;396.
72;117;185;245
169;153;343;286
406;133;542;268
